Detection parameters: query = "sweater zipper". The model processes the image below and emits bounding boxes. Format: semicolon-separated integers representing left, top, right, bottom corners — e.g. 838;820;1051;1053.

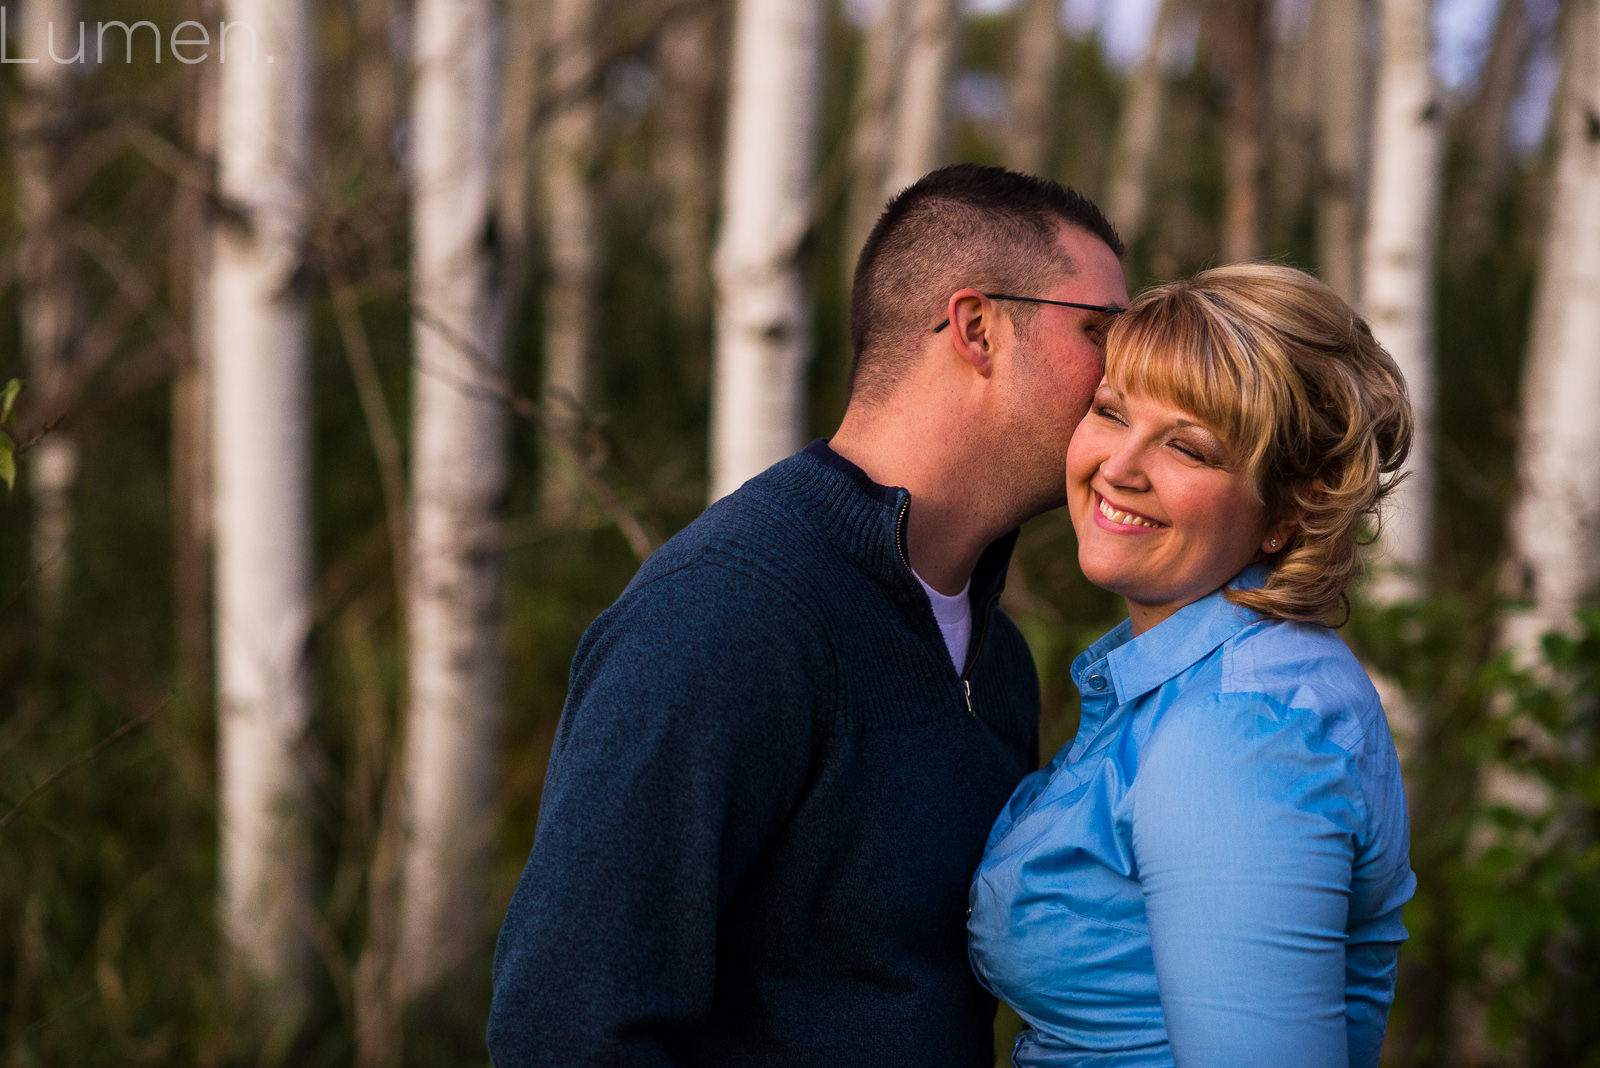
897;497;991;718
893;497;912;572
960;588;1002;716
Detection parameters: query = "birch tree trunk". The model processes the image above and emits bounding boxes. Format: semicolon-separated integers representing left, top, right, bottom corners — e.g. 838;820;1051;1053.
1464;19;1600;1063
1004;0;1062;176
1216;0;1271;262
540;0;604;519
1268;0;1319;245
1361;0;1442;601
1445;0;1531;265
210;0;316;1036
1494;0;1600;772
1107;0;1181;250
882;0;961;196
845;0;912;281
175;0;220;709
11;0;84;628
1312;0;1371;303
710;0;825;501
397;0;511;1001
356;0;404;168
653;0;723;375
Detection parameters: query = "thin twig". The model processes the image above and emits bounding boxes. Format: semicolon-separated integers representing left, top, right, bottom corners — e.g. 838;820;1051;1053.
0;701;165;834
329;274;410;614
409;301;660;559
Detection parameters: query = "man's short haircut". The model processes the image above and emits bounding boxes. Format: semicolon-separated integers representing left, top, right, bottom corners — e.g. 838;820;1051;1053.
848;163;1124;403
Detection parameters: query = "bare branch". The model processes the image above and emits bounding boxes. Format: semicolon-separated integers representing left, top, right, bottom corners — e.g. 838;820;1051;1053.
0;701;164;834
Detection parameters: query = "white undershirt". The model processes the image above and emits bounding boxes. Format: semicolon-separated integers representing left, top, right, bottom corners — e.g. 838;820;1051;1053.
914;570;973;674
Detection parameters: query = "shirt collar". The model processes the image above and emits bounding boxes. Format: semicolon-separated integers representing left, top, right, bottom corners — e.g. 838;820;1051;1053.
786;439;1020;603
1075;563;1269;703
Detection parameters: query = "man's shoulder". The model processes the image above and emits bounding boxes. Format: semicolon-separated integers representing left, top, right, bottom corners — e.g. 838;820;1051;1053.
642;496;810;580
588;474;843;647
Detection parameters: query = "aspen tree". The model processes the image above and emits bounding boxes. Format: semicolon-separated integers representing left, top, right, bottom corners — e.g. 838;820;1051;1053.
12;0;84;626
540;0;604;518
710;0;825;500
881;0;960;195
1107;0;1183;250
210;0;317;1034
1004;0;1062;177
1361;0;1443;600
1312;0;1370;302
397;0;511;998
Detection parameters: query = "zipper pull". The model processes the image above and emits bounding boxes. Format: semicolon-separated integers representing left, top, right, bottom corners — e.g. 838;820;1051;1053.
963;679;974;716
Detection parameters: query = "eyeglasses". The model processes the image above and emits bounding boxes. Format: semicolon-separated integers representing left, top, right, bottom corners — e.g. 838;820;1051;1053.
933;293;1126;333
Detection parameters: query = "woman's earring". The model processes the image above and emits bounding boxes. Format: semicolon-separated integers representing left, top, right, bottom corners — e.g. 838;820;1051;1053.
1268;538;1280;550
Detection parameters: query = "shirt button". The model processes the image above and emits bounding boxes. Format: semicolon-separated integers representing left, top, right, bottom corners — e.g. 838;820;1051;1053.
1087;674;1107;691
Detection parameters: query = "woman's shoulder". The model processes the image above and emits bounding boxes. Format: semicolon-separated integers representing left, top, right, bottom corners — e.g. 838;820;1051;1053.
1210;617;1383;752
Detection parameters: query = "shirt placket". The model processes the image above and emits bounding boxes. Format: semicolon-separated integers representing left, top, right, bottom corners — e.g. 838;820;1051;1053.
1067;656;1115;762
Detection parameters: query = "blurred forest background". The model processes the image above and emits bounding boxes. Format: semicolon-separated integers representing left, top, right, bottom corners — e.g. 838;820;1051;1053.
2;0;1598;1064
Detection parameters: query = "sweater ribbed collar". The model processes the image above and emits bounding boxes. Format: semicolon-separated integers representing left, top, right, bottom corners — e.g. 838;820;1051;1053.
777;439;1020;610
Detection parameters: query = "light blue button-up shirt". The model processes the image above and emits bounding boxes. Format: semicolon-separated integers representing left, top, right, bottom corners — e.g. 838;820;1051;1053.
968;571;1414;1068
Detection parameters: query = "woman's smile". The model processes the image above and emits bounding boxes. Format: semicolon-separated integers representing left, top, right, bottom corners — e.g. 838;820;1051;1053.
1067;380;1286;633
1093;491;1164;530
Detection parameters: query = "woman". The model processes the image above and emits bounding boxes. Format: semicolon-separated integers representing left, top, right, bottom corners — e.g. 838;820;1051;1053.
968;263;1416;1068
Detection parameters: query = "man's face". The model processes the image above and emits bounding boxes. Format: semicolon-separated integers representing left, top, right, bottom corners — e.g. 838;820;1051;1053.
1001;226;1129;517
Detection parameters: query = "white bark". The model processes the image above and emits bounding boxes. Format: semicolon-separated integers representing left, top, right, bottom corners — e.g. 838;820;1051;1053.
1107;0;1180;249
1499;0;1600;686
210;0;316;1028
1312;0;1370;302
653;0;722;351
1447;0;1532;263
1004;0;1062;176
1361;0;1442;601
882;0;961;196
1219;0;1270;262
1268;0;1319;236
540;0;604;518
710;0;825;501
398;0;510;1000
1466;17;1600;1060
176;31;219;701
356;0;404;166
845;0;912;277
12;0;84;626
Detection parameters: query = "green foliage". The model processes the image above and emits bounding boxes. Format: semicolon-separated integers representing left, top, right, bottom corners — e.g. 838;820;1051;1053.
0;377;22;490
1349;597;1600;1066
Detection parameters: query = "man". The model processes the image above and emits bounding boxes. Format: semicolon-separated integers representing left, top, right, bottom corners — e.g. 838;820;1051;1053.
488;163;1127;1067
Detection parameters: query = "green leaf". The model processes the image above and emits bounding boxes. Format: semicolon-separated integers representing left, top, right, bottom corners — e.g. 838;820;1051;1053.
0;378;22;425
0;433;14;492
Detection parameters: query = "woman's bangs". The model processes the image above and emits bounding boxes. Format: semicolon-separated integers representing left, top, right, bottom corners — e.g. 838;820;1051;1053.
1106;307;1250;446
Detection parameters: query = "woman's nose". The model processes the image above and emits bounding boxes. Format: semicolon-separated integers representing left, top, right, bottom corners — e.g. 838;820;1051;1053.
1100;443;1149;489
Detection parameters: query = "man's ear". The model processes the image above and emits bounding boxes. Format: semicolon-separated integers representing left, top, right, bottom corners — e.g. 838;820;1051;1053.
945;288;997;377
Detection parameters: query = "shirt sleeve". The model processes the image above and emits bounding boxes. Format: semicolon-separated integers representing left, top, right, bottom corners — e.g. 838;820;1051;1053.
1127;693;1364;1068
487;562;823;1067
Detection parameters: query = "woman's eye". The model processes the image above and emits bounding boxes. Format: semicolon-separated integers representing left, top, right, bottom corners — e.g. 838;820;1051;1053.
1170;440;1204;461
1095;406;1126;425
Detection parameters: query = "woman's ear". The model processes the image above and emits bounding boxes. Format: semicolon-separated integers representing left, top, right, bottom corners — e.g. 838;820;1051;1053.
1261;514;1299;555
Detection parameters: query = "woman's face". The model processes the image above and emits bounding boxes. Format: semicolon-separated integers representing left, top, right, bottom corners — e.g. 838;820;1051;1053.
1066;378;1282;634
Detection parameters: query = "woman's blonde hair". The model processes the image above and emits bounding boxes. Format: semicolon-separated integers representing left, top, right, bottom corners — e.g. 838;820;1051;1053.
1102;262;1414;624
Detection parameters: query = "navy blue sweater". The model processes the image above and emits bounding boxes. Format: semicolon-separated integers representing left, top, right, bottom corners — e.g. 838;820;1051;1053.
488;441;1041;1067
